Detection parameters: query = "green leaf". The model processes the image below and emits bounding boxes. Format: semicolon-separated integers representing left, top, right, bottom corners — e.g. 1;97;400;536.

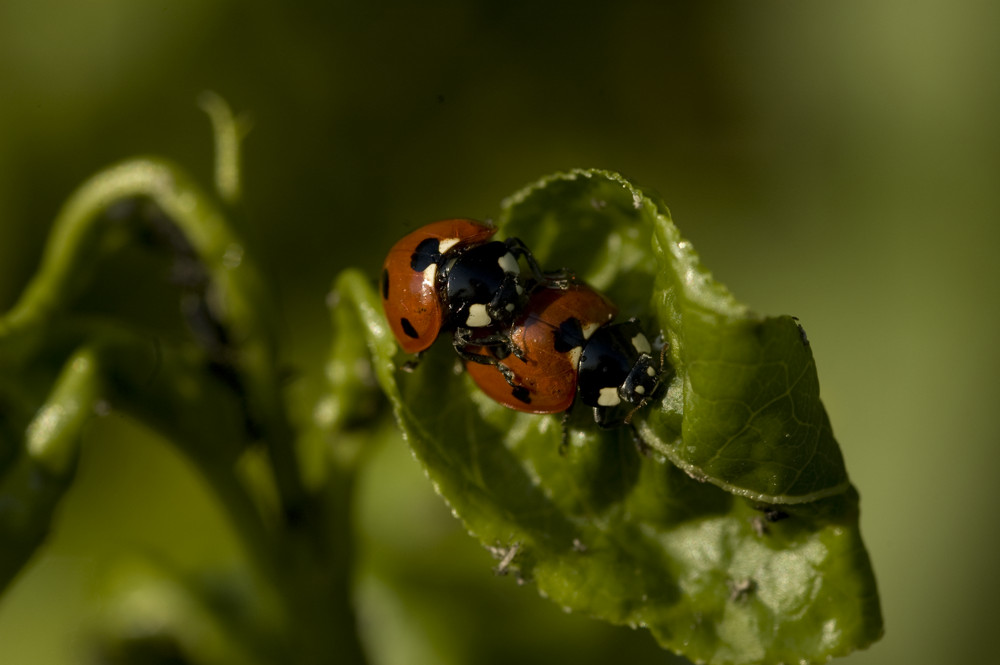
499;169;848;504
0;347;98;592
317;277;387;436
0;332;277;594
349;169;882;664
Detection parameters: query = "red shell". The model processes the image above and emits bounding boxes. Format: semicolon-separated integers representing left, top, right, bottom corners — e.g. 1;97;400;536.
381;219;497;353
465;282;617;413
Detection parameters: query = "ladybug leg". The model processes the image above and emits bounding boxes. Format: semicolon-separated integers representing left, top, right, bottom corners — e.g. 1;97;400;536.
558;399;583;455
591;405;651;455
453;340;502;365
592;405;616;428
453;327;526;362
503;237;575;290
496;363;519;389
456;346;520;387
503;237;546;283
623;398;650;425
451;337;523;388
400;350;425;372
559;410;572;455
656;338;670;373
485;282;523;332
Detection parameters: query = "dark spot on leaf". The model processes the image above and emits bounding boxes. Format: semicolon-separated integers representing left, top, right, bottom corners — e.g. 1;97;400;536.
764;508;790;522
728;578;756;602
793;317;810;347
753;504;791;523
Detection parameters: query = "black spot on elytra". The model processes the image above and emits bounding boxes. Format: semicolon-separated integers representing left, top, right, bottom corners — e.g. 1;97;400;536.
511;385;531;404
553;317;585;353
411;238;441;271
381;269;390;300
401;318;419;339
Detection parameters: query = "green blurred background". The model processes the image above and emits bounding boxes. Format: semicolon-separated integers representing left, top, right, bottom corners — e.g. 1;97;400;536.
1;1;997;663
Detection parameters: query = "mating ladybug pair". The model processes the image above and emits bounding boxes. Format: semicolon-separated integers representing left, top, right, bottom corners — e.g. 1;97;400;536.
380;219;665;432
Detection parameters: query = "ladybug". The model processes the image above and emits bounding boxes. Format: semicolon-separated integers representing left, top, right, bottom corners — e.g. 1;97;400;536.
380;219;544;356
465;281;665;429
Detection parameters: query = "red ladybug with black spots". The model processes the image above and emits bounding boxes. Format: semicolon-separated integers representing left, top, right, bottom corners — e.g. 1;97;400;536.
465;281;665;429
380;219;544;357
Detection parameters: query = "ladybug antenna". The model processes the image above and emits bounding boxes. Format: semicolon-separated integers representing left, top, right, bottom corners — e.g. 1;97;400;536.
623;397;650;426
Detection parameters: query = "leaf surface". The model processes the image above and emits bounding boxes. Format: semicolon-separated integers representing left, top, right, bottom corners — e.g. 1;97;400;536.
351;169;882;664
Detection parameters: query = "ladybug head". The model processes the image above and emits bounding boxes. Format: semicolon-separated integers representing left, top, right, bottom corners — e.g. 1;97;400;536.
441;240;530;332
579;321;666;428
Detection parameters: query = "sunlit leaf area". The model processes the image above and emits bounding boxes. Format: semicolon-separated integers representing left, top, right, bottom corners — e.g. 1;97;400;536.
1;2;997;664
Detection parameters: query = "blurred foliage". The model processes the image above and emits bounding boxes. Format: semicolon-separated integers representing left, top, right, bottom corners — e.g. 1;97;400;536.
0;1;998;665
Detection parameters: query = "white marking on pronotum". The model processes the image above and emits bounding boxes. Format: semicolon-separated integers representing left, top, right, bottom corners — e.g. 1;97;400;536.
581;322;602;339
647;366;656;377
422;263;437;287
497;252;520;274
505;302;516;312
632;333;651;354
598;387;621;407
568;347;583;369
634;385;646;395
438;237;461;254
467;303;492;327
